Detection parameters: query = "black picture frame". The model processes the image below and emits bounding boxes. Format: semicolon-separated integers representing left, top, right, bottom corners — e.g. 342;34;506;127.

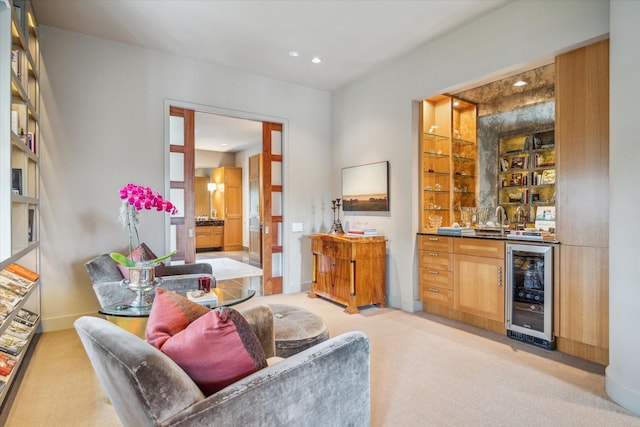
11;168;22;195
341;161;389;212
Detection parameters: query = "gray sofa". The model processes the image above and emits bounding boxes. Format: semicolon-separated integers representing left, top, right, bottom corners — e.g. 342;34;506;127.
75;309;370;426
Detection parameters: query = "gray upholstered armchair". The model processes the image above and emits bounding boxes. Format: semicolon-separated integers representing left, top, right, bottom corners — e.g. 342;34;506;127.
84;250;212;285
85;247;215;309
74;308;371;426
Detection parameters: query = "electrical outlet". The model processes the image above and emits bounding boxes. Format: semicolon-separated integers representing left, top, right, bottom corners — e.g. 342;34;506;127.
292;222;303;233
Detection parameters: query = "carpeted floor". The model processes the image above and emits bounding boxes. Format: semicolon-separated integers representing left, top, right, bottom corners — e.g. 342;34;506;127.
4;291;640;426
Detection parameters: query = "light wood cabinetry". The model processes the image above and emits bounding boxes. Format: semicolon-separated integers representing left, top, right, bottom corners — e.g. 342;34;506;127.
420;95;477;230
454;239;505;323
498;129;555;224
212;166;242;251
418;235;505;334
310;234;386;314
555;39;609;364
418;236;453;308
195;225;223;250
0;0;41;406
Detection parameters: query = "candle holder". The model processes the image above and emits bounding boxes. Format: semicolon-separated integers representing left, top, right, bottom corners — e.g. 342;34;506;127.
329;198;345;235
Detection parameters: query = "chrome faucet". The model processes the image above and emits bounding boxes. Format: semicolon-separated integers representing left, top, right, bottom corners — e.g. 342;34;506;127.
515;205;526;230
495;205;506;235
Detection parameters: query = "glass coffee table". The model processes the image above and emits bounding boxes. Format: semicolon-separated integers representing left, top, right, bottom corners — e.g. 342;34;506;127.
99;286;256;338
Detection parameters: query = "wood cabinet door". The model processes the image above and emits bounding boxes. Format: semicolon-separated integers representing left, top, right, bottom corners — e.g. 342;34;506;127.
558;245;609;348
194;176;209;217
223;168;243;250
454;254;505;322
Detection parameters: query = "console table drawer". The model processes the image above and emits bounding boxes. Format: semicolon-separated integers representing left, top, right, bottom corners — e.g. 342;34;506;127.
312;239;352;259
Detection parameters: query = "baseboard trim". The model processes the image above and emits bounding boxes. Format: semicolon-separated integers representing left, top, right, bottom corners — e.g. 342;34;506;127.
41;311;102;332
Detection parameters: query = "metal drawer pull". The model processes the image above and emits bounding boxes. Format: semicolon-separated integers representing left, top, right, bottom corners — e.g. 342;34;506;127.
429;252;439;257
428;237;439;241
429;271;439;275
429;288;439;293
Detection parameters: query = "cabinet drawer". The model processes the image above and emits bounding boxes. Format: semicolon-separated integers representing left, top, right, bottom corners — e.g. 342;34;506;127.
454;239;505;259
312;239;352;259
421;285;453;308
418;235;453;252
418;250;453;271
419;267;452;288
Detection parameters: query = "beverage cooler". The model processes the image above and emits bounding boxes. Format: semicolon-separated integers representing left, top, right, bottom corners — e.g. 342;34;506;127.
505;243;555;350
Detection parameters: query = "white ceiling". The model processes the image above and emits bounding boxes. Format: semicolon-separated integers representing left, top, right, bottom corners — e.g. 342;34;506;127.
31;0;509;152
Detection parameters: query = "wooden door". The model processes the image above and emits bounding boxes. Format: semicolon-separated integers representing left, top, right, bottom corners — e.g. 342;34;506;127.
223;167;243;250
248;154;263;266
168;106;195;264
262;122;284;295
454;254;505;322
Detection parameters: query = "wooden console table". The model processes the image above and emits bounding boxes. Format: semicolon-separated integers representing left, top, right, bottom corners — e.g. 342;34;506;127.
310;233;386;314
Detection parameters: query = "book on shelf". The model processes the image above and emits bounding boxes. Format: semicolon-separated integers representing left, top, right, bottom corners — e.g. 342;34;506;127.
0;288;20;307
0;270;34;294
0;334;26;356
0;352;17;377
11;111;19;135
11;168;22;195
13;308;39;328
0;275;28;297
11;49;20;77
0;379;6;393
0;301;13;319
5;263;39;283
5;320;32;341
347;228;379;236
437;227;475;236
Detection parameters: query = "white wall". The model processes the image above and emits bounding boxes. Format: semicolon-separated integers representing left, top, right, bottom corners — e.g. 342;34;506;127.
39;28;332;330
606;0;640;416
332;0;610;312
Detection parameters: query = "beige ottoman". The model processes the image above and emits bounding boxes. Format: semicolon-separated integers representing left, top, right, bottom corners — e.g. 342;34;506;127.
269;304;330;358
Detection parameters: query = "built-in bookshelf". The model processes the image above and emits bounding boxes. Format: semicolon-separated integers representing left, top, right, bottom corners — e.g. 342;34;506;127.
0;0;40;406
498;129;555;225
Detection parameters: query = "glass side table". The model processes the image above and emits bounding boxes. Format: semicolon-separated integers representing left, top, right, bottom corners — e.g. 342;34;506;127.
99;286;256;338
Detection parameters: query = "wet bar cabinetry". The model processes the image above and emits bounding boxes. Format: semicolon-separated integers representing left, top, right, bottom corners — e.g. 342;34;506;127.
418;235;505;334
555;39;609;365
0;0;41;405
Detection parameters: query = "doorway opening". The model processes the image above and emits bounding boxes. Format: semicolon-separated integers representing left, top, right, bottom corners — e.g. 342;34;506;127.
166;102;285;296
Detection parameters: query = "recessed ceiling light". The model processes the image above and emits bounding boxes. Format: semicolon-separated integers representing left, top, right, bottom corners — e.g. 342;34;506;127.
311;57;322;64
220;143;228;146
289;51;299;57
513;80;527;87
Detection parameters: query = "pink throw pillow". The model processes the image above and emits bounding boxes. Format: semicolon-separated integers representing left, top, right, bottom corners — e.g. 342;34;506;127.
146;288;267;395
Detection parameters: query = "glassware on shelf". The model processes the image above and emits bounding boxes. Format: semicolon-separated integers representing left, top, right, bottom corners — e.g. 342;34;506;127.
477;208;489;226
429;215;443;229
